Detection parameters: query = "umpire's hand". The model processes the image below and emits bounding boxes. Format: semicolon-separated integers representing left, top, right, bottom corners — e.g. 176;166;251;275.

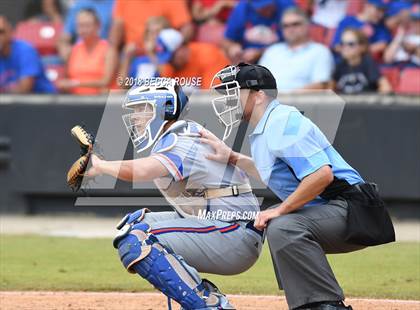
254;208;282;231
200;129;233;164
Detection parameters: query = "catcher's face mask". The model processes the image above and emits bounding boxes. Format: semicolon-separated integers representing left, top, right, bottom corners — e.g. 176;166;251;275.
124;102;155;143
210;65;243;141
122;82;178;153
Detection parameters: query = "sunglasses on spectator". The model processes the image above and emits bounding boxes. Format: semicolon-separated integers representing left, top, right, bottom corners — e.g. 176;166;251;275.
341;41;359;47
282;21;304;29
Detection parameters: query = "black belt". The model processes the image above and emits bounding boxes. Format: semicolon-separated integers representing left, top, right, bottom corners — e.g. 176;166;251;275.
246;220;264;238
353;182;378;193
319;177;373;201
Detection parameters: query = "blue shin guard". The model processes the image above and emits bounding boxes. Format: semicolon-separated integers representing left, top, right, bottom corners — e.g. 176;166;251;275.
113;211;210;310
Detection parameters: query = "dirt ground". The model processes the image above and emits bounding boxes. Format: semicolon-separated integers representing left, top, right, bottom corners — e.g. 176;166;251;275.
1;291;419;310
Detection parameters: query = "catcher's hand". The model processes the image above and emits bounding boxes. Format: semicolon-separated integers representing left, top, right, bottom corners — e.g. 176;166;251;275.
66;125;95;192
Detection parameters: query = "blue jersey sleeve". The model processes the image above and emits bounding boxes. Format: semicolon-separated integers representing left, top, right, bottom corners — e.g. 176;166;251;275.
224;1;247;42
277;0;296;12
128;60;136;79
153;151;186;181
151;131;203;182
18;43;43;79
267;111;332;180
372;24;391;44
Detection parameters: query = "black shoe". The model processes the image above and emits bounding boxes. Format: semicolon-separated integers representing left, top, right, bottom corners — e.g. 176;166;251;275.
297;301;352;310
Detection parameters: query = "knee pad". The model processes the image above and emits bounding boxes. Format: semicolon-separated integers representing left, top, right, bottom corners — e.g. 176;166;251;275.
116;208;150;229
113;212;210;309
113;208;150;249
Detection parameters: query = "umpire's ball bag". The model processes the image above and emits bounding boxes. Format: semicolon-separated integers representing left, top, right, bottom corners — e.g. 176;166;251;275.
341;183;395;246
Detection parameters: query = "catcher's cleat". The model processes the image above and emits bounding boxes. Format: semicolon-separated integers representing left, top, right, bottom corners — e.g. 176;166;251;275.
179;292;236;310
179;279;236;310
203;279;235;309
204;292;235;310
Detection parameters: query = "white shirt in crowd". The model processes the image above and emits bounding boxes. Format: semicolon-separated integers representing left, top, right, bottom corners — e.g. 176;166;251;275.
394;34;420;66
312;0;348;29
258;41;334;92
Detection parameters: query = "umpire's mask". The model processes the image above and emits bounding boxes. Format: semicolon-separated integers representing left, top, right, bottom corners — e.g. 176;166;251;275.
210;65;242;141
210;63;278;141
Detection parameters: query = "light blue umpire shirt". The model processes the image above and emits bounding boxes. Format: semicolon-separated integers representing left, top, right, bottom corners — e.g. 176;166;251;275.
249;100;364;207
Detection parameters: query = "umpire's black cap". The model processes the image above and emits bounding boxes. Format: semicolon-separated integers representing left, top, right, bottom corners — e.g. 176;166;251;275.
235;63;278;98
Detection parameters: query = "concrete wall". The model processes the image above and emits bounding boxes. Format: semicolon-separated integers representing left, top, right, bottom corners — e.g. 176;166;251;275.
0;94;419;218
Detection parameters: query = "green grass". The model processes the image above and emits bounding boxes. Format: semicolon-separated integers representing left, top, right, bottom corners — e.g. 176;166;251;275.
0;235;419;299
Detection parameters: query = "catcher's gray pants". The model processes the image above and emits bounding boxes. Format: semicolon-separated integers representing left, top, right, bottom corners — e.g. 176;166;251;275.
143;211;263;275
267;198;365;309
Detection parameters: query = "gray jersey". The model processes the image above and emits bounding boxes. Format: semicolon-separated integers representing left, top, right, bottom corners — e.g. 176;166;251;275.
150;120;259;221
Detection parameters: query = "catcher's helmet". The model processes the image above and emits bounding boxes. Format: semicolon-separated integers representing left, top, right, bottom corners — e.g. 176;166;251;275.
122;78;188;153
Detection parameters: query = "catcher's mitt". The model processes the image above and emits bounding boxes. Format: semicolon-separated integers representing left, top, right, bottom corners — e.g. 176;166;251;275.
66;125;95;191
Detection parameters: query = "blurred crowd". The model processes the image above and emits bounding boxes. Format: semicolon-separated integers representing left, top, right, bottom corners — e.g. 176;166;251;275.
0;0;419;95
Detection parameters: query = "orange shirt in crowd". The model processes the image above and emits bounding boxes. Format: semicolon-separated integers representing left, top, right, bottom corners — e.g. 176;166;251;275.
161;42;229;89
113;0;191;47
67;39;109;95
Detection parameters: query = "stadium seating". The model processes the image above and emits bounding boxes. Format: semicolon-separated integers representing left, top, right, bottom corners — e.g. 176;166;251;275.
381;67;400;91
346;0;365;15
396;68;420;94
309;23;326;44
14;21;62;55
309;24;336;46
295;0;312;13
325;28;336;47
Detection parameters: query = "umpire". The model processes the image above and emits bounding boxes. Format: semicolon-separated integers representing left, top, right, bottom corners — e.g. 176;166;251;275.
202;63;395;310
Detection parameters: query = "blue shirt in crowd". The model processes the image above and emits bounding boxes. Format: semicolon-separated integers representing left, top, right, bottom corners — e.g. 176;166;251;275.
225;0;295;49
249;100;364;206
332;15;391;47
128;56;159;80
0;40;56;93
64;0;114;39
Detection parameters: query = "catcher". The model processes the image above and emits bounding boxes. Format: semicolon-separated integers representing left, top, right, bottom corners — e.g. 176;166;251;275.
66;78;263;310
